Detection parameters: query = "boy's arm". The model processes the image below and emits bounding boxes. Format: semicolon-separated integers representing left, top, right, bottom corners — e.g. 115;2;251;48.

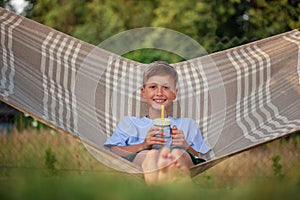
108;126;166;158
110;143;146;157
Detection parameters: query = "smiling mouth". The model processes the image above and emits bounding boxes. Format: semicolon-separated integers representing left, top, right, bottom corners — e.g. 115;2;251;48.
153;99;166;104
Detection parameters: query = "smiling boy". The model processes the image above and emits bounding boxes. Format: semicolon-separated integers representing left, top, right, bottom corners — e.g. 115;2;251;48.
104;61;210;184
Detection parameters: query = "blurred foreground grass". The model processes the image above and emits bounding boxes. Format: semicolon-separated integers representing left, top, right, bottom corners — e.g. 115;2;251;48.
0;129;299;200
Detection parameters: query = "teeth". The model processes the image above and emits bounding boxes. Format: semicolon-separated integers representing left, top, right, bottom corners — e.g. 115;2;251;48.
155;99;165;103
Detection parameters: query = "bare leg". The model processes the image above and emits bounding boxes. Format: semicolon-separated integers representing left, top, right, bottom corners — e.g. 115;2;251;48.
132;150;149;166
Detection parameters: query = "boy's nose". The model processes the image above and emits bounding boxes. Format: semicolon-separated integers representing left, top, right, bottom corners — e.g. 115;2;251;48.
156;86;163;95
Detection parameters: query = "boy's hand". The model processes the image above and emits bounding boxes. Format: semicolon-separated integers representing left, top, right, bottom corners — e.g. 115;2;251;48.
171;125;189;149
142;126;165;150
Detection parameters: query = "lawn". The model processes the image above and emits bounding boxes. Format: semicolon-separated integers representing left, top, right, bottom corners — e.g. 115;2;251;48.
0;128;299;200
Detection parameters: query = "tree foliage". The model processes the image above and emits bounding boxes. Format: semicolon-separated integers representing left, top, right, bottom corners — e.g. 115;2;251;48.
247;0;300;38
4;0;299;61
1;0;16;12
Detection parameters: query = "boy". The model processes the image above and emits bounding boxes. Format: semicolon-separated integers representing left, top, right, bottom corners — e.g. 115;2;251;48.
104;61;210;184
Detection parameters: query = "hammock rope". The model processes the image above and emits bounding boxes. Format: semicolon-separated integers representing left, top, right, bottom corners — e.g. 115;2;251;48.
1;7;300;176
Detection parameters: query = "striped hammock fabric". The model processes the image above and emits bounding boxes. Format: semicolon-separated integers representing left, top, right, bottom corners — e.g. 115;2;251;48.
1;8;300;176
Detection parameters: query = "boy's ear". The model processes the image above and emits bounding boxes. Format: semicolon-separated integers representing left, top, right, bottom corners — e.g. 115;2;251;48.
141;87;145;99
172;89;178;100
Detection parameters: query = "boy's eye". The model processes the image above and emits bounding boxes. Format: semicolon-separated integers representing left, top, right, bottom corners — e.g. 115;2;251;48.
148;85;157;89
147;85;170;90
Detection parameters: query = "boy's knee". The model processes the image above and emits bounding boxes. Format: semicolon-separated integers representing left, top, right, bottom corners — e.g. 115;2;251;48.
145;149;159;157
171;148;189;159
171;149;194;167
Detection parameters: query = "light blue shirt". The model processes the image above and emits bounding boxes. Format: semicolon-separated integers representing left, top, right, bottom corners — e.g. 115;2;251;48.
104;116;211;154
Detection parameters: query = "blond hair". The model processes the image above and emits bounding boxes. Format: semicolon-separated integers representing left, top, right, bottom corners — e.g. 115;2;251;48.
143;61;178;86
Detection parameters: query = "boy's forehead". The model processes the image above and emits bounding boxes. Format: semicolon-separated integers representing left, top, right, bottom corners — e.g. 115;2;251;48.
145;75;176;86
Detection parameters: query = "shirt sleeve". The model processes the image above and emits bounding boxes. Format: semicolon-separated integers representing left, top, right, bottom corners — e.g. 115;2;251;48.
188;119;211;154
104;117;133;148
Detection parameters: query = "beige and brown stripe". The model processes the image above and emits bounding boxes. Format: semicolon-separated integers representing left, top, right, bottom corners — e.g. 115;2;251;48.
1;8;299;175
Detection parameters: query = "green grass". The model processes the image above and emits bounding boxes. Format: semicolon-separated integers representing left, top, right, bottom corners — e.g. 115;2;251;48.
1;129;300;200
0;169;299;200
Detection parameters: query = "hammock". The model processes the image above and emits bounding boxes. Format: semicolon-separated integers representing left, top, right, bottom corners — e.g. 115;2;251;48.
1;8;300;177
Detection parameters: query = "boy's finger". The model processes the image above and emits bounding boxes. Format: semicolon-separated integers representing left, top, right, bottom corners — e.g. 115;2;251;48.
171;128;178;135
153;137;166;144
151;126;162;131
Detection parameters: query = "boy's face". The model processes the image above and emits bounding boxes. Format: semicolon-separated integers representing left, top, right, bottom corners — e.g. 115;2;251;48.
141;75;177;111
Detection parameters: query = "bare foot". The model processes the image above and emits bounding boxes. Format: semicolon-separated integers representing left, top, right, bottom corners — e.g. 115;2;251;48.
157;148;192;184
156;147;175;184
141;149;159;185
142;148;192;185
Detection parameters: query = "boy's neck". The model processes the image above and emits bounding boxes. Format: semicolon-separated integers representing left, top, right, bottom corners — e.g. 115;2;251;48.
147;109;167;119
